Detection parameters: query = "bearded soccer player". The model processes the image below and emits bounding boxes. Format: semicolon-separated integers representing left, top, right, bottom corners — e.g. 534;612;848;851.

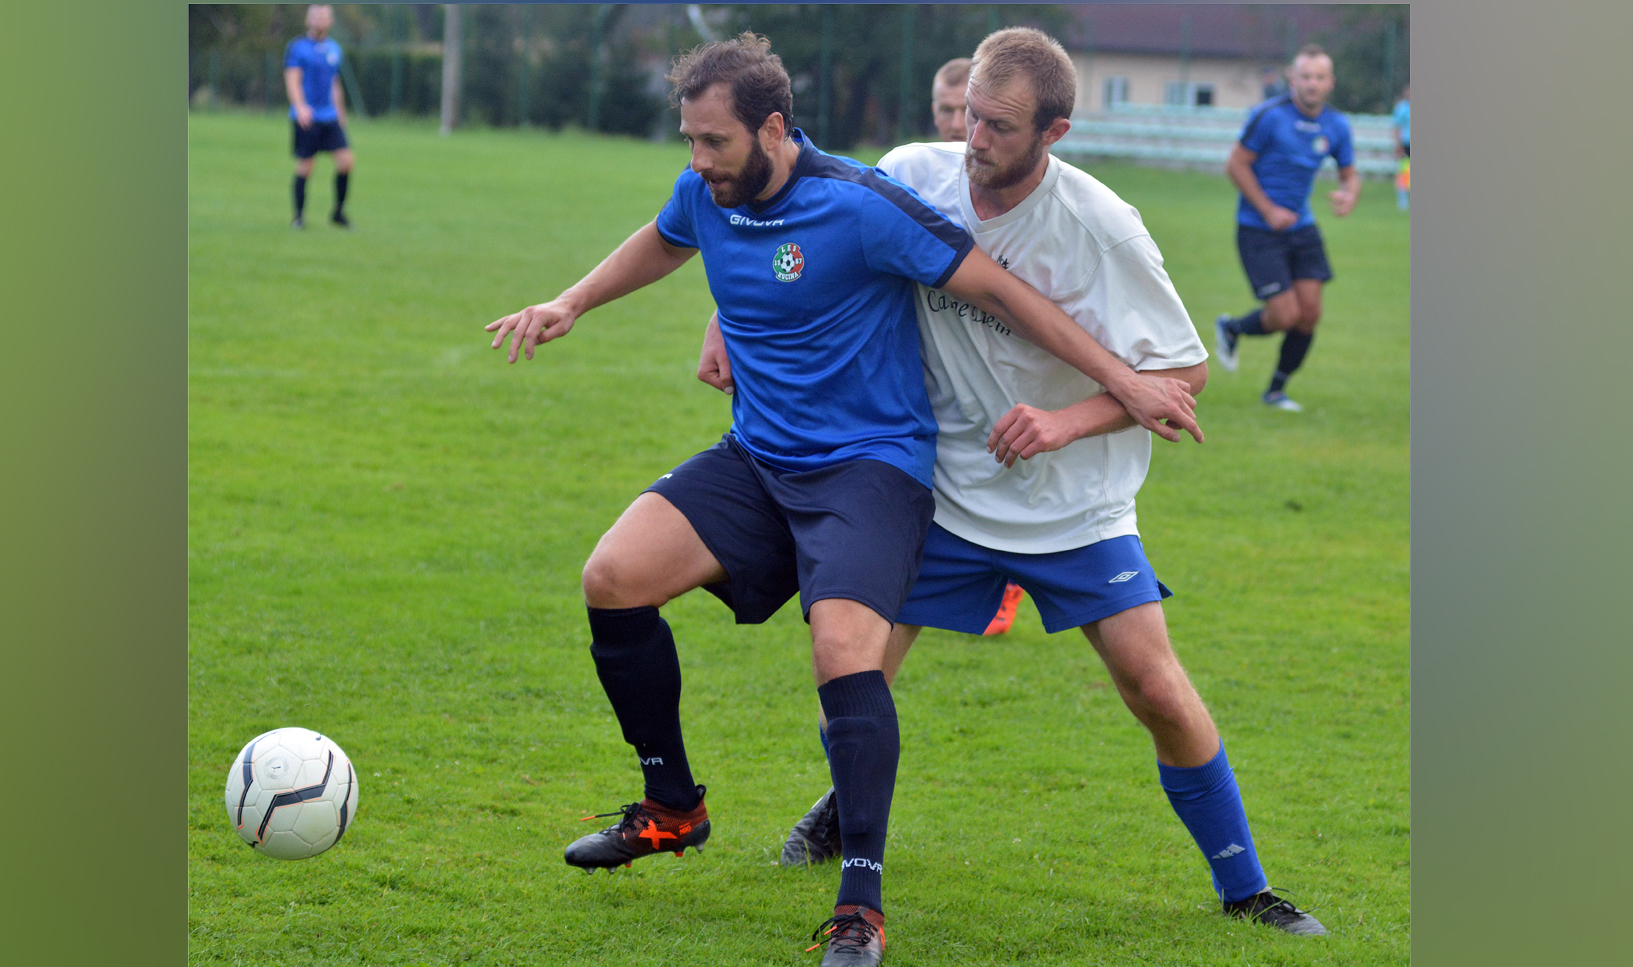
283;4;353;229
1214;45;1360;411
703;28;1327;937
487;33;1200;966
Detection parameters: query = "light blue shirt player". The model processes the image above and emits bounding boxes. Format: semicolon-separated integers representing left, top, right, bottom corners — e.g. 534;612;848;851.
656;129;973;487
284;35;343;123
1235;96;1354;231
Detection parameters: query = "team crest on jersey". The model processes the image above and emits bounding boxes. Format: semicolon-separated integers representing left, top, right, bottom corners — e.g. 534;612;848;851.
772;242;805;282
1312;135;1329;155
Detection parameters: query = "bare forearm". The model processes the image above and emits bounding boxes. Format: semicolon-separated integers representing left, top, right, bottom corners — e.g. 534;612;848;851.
560;222;694;315
1062;362;1208;440
332;79;346;125
1228;157;1278;220
283;69;307;110
946;265;1138;397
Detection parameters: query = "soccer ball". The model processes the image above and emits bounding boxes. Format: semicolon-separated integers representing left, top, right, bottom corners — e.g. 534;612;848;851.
224;727;359;860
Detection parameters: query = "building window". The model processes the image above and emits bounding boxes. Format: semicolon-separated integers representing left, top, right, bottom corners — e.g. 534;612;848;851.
1164;82;1216;107
1103;76;1129;109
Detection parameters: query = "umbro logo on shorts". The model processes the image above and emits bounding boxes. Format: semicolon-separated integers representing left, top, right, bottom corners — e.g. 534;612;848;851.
1108;571;1139;584
841;857;883;874
1211;843;1246;860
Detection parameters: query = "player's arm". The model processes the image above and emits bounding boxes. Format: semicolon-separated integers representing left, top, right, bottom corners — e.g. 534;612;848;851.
1225;144;1298;231
940;249;1203;444
331;76;347;127
988;363;1207;467
697;311;733;393
284;67;313;128
486;221;697;363
1328;164;1361;217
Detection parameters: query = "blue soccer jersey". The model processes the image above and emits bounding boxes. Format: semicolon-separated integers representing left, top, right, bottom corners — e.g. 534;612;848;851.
656;130;973;487
284;36;343;123
1235;96;1354;230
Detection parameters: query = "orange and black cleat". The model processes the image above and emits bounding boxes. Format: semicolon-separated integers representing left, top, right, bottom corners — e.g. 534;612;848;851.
564;785;710;872
806;905;885;966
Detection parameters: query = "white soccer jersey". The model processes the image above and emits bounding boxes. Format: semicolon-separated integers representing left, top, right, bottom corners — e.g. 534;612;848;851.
878;141;1208;554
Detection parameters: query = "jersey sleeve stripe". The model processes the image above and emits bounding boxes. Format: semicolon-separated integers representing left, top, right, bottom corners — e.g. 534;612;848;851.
803;153;972;253
1236;96;1287;146
928;237;975;290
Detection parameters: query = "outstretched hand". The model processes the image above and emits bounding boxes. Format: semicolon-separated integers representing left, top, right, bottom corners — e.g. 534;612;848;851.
485;299;579;363
1111;373;1204;444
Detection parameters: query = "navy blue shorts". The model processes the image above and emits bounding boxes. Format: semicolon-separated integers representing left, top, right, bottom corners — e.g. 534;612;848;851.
292;120;349;159
645;434;936;625
1236;223;1332;300
896;523;1172;635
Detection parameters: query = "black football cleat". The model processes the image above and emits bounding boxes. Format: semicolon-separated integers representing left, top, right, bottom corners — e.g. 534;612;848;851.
564;785;710;871
781;787;842;866
806;905;885;966
1223;889;1328;936
330;211;351;229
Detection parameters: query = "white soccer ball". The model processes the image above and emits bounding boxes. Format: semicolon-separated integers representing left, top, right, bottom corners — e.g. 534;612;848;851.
223;727;359;860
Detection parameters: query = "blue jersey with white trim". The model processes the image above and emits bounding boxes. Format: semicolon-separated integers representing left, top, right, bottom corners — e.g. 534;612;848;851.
656;130;973;486
284;36;343;123
1235;97;1354;230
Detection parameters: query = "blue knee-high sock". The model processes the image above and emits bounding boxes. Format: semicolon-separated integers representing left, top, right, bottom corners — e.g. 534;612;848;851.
1158;742;1268;903
587;606;700;811
1227;309;1266;336
820;671;898;915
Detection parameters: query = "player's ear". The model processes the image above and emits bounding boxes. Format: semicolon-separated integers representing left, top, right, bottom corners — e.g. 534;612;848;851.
1040;116;1072;149
760;111;786;147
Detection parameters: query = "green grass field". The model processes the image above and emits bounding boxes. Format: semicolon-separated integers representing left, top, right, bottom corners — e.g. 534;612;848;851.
188;112;1408;965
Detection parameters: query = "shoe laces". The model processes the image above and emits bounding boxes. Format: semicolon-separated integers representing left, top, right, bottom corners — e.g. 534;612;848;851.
581;801;651;835
1244;888;1309;919
806;910;879;954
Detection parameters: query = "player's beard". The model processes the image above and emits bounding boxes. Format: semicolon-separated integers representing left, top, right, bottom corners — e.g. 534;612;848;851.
965;131;1048;191
705;138;774;209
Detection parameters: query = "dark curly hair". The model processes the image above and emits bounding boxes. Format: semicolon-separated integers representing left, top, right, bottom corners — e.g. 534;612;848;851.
667;31;793;138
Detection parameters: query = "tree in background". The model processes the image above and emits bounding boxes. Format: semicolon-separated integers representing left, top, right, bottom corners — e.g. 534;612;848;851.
714;4;1063;148
1317;5;1409;114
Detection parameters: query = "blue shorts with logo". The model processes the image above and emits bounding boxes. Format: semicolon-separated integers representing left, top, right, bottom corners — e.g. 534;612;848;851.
1236;223;1333;299
896;522;1172;635
646;434;936;625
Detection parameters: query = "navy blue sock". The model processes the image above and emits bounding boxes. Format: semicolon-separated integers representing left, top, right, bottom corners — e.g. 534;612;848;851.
587;606;699;811
1158;742;1268;903
1271;331;1314;394
1229;309;1266;336
819;671;898;915
818;723;831;762
333;172;349;214
293;175;307;217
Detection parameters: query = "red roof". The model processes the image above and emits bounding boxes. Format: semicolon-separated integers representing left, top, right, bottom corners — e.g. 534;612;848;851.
1062;4;1346;60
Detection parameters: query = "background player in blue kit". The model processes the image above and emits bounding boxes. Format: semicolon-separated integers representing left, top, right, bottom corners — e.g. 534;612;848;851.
283;5;353;229
484;33;1200;966
1214;45;1360;412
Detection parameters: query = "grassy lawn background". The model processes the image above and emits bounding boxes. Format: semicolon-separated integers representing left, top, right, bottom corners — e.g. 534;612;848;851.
188;113;1408;965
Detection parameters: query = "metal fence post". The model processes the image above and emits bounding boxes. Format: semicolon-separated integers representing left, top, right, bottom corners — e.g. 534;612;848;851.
440;3;462;135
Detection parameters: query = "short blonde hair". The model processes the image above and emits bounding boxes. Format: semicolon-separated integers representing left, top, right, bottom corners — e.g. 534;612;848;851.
933;58;972;91
970;28;1076;132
